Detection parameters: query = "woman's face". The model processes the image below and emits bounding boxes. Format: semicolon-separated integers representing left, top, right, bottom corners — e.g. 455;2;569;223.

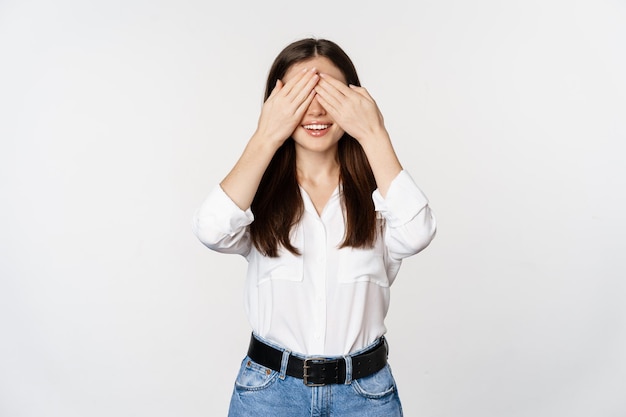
283;56;347;156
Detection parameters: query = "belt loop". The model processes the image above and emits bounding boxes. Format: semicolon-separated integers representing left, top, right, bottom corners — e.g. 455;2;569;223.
279;349;291;380
343;355;352;385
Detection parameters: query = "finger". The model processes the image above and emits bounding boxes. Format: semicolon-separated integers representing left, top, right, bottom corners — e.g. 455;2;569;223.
349;84;375;101
287;68;319;104
268;79;284;98
314;81;343;110
314;92;340;118
290;71;319;106
281;67;314;97
294;89;318;117
319;73;352;96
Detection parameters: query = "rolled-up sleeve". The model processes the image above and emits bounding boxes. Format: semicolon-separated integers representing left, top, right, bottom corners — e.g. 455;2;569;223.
192;185;254;256
372;170;437;260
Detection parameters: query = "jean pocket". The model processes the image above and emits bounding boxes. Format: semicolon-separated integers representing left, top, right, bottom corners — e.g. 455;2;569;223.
351;365;397;399
234;357;278;392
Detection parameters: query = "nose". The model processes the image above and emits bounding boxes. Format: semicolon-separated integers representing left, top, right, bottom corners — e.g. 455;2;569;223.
306;95;326;116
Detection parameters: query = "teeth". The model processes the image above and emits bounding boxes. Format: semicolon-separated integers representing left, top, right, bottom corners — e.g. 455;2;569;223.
303;124;330;130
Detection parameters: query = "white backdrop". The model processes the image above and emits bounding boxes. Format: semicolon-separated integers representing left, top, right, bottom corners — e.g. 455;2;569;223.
1;0;625;416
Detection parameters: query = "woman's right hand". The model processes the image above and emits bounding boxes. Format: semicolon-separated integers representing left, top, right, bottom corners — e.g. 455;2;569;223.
254;67;319;146
219;68;319;210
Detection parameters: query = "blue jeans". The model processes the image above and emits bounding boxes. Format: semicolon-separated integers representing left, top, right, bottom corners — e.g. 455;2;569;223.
227;336;403;417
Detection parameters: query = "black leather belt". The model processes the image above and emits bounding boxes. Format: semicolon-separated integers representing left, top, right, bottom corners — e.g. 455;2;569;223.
247;334;388;386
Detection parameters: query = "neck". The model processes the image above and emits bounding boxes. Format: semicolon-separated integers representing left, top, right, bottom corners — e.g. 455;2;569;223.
295;147;340;184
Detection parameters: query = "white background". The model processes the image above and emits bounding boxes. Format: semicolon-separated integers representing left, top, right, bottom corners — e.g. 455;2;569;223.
1;0;625;416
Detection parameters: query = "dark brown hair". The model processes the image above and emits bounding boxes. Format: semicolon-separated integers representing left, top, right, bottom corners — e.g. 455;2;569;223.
250;38;378;257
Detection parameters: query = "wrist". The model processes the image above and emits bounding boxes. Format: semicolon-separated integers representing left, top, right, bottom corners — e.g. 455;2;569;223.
250;130;286;153
356;126;391;149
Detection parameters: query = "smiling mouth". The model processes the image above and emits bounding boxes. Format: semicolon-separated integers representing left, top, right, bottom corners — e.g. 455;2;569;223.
303;124;331;130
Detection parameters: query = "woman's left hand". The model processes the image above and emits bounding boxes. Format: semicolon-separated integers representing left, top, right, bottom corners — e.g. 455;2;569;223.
314;73;387;144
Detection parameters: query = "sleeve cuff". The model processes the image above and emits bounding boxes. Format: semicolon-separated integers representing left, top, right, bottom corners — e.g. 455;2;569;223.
194;185;254;235
372;170;430;227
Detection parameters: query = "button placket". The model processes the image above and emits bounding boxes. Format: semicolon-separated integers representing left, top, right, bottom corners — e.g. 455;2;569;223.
312;220;327;346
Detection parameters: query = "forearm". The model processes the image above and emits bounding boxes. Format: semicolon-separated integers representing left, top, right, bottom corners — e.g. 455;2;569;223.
220;133;282;210
358;128;403;197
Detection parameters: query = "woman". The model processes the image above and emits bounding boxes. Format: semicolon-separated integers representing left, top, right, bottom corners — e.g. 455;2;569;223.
193;38;436;416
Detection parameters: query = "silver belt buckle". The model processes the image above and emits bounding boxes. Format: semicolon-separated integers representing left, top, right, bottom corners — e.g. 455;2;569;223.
303;357;327;387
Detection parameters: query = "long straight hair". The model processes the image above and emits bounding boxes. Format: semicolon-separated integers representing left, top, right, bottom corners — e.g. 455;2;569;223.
250;39;378;257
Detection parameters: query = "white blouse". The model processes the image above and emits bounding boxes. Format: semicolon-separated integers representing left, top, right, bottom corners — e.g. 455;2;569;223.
192;170;436;356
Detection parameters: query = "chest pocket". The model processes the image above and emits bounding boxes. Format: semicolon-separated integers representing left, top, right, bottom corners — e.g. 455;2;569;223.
336;243;390;287
255;228;304;286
